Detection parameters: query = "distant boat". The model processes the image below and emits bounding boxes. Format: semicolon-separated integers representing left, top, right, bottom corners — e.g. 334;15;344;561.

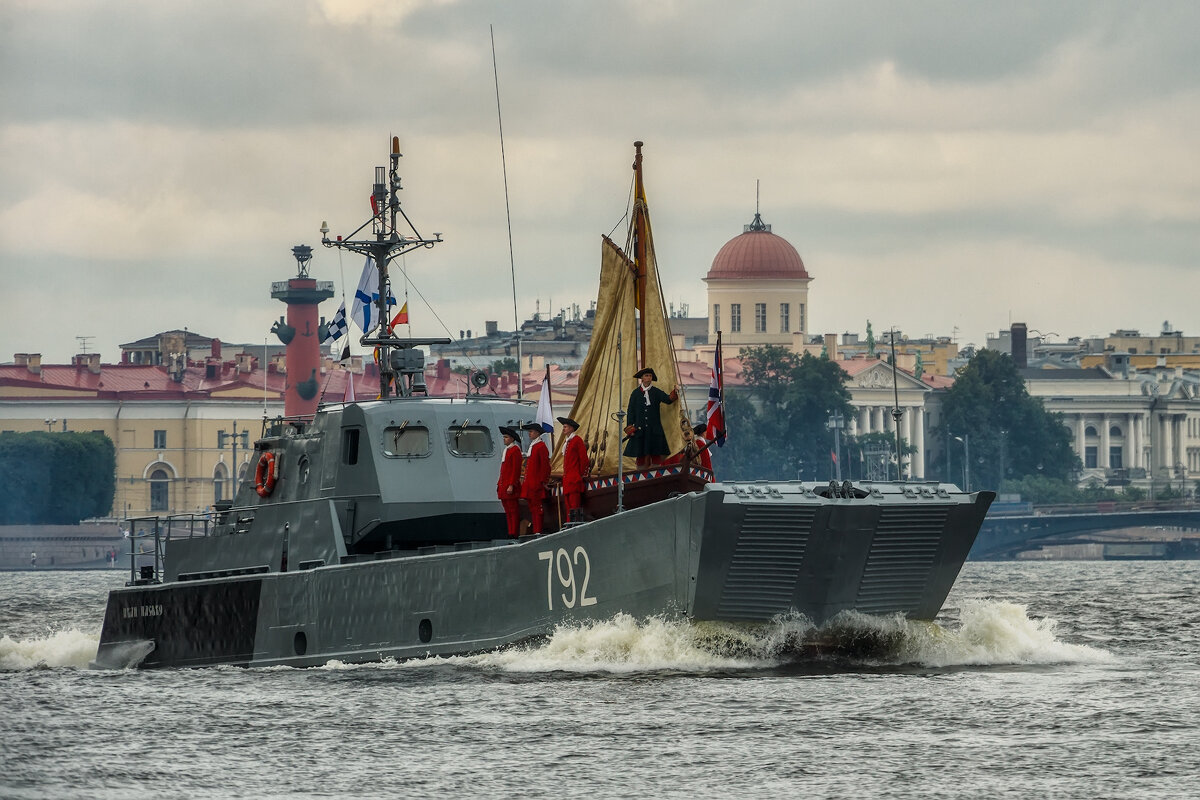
93;139;993;670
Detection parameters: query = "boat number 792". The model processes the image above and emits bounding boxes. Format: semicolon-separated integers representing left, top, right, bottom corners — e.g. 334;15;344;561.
537;546;597;611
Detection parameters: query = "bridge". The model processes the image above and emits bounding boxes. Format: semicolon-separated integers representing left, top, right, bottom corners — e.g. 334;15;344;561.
971;502;1200;559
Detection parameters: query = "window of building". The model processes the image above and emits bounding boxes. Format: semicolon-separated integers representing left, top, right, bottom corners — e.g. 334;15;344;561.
730;304;742;333
342;428;361;465
713;304;720;334
153;429;167;449
780;303;790;333
384;425;431;458
447;425;493;458
1109;447;1123;470
1084;446;1098;469
754;303;766;333
150;469;169;511
213;464;228;503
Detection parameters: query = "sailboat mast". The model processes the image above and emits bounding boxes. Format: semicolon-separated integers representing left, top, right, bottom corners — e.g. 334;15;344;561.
632;141;648;370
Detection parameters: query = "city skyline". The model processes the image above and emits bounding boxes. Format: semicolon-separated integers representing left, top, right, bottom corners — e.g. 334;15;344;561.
2;1;1198;364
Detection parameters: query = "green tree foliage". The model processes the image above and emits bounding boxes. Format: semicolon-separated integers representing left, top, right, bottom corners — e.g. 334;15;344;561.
935;349;1078;489
0;432;116;524
720;345;854;480
489;357;519;374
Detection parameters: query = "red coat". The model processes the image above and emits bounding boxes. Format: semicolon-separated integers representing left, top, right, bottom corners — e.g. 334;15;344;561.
497;442;522;499
562;434;589;494
522;438;550;500
694;436;713;472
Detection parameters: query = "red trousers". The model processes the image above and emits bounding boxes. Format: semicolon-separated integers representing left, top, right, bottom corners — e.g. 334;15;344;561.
501;498;520;537
526;497;544;534
564;491;582;512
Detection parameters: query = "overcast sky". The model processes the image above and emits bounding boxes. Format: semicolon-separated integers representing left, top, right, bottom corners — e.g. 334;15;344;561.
3;0;1198;364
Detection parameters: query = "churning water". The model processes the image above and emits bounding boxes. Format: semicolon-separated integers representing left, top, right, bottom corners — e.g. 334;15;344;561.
2;562;1198;799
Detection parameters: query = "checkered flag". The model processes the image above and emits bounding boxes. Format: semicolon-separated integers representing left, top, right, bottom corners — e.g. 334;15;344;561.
323;302;348;344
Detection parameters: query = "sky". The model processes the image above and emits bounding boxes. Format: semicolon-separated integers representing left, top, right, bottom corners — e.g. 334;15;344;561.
2;0;1198;365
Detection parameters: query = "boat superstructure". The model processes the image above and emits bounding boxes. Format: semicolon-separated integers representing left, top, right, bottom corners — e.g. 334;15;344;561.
94;140;993;669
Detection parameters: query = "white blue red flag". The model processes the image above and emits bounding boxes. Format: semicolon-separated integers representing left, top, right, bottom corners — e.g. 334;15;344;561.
350;256;397;334
705;340;726;446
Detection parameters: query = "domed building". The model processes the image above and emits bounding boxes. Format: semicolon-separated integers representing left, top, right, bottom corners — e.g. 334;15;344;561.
703;211;811;348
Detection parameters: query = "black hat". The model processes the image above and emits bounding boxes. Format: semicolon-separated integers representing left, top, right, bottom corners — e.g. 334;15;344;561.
692;423;707;436
633;367;658;381
557;416;580;430
499;426;518;439
522;422;544;433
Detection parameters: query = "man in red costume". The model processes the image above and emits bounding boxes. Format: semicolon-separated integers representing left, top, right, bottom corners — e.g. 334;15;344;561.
496;426;522;537
691;423;714;475
558;416;590;524
522;422;550;535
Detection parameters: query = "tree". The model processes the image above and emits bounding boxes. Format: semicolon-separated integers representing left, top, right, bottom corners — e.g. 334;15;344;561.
489;357;519;374
720;345;854;480
0;432;115;524
935;349;1078;491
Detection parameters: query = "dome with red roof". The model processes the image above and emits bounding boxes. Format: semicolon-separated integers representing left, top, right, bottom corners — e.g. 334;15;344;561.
705;213;809;281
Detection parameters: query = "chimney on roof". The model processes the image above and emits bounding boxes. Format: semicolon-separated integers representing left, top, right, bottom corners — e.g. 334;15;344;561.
26;354;41;375
14;353;29;366
86;353;101;374
436;358;450;382
212;339;222;359
824;333;837;358
1011;323;1028;369
485;320;498;337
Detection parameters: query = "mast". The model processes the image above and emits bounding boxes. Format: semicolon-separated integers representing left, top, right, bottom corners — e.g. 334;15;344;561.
632;141;648;370
321;137;445;398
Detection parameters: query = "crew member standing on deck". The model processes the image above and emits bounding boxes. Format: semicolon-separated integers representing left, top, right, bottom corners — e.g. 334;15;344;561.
623;367;678;467
559;417;589;523
497;426;523;537
691;423;714;476
522;422;551;535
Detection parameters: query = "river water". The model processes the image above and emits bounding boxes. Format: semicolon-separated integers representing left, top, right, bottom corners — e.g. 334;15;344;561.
1;562;1198;799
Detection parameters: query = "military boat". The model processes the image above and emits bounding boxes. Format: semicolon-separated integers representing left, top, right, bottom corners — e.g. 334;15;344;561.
93;140;994;669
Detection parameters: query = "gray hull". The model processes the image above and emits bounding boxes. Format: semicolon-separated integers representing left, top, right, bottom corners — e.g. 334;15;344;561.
94;482;992;669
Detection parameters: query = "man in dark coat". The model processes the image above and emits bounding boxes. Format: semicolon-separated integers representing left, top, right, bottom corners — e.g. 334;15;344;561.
496;426;522;537
623;367;678;467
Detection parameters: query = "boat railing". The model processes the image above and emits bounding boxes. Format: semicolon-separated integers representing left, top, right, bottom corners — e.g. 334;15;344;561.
122;512;217;586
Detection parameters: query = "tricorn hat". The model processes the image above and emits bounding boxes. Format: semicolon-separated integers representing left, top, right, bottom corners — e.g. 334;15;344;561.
557;416;580;430
522;422;544;433
692;423;707;436
499;426;518;439
633;367;658;381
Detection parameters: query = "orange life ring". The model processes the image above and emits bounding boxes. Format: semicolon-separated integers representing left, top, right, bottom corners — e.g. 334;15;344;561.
254;451;278;498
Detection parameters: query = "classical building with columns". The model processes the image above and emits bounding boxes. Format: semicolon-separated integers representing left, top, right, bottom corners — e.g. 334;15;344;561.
837;358;931;479
1023;367;1200;493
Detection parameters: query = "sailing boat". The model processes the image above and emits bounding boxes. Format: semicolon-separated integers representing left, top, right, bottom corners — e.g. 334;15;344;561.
550;142;710;519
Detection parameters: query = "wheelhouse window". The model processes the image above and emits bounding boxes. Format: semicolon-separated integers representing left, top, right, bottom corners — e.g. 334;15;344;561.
447;425;493;458
342;428;361;465
383;425;431;458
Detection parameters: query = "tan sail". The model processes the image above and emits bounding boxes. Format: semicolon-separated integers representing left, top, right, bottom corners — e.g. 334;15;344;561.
552;144;689;476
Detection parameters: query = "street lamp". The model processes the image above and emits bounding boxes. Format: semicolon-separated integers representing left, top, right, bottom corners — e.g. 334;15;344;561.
953;434;970;492
999;429;1008;496
827;412;845;481
44;418;57;432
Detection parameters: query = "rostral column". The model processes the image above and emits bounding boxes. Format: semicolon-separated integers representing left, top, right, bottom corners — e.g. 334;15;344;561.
270;245;335;417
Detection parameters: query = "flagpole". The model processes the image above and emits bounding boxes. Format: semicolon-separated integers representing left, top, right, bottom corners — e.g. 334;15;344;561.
492;26;523;401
